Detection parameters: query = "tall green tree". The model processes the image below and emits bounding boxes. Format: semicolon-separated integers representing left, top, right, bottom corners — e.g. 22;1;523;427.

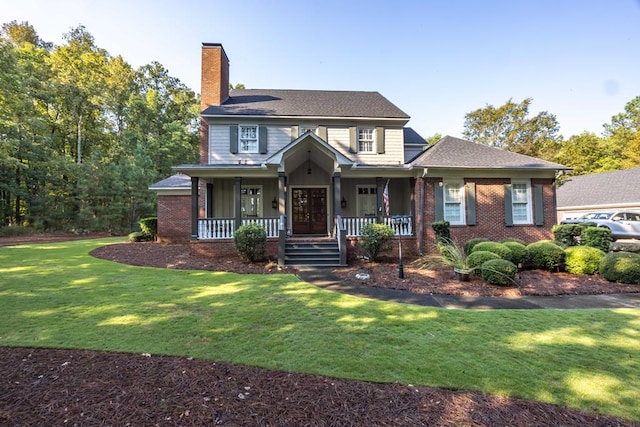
463;98;561;159
603;96;640;169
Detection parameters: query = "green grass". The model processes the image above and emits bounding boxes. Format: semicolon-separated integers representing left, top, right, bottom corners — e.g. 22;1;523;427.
1;238;639;421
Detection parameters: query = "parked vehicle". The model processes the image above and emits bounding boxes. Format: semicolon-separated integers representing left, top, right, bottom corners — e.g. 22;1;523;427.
560;211;640;240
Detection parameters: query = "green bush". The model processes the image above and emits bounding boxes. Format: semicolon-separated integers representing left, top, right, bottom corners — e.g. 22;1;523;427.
582;226;612;253
234;223;267;262
552;224;583;247
463;238;489;255
599;252;640;284
139;217;158;240
480;259;518;286
526;241;566;271
564;246;606;275
431;220;450;243
0;226;33;237
128;231;150;242
467;250;501;270
502;241;528;265
359;222;396;262
471;241;512;260
499;237;527;245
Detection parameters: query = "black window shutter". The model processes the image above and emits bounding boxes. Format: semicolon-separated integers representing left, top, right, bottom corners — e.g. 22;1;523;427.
466;182;476;225
376;127;385;154
434;182;444;221
504;184;513;226
259;126;267;154
230;125;238;154
534;184;544;226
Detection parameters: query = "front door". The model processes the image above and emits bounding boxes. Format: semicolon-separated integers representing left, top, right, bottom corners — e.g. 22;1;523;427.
292;188;327;235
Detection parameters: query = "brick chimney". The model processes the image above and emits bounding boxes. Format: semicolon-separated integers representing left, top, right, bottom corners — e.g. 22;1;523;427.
200;43;229;163
200;43;229;110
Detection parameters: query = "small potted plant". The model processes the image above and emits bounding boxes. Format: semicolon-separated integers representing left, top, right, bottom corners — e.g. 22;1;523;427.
437;238;473;281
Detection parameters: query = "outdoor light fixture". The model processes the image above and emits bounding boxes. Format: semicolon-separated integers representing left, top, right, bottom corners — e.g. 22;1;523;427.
307;150;312;175
341;197;347;208
272;197;278;209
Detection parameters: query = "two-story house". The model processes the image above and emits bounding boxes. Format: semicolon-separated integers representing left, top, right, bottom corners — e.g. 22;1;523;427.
150;43;570;266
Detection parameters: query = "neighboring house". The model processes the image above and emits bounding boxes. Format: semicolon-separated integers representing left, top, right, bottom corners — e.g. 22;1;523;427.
150;43;570;266
556;168;640;221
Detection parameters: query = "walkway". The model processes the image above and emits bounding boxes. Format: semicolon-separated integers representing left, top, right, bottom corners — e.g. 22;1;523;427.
297;268;640;310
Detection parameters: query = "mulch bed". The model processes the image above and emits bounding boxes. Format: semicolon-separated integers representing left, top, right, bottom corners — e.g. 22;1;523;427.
1;237;638;426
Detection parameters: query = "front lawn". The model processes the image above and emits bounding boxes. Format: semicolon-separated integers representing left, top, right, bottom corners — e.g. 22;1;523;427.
0;238;638;421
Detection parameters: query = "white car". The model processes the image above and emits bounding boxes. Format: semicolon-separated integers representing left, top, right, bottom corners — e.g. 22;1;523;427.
561;211;640;240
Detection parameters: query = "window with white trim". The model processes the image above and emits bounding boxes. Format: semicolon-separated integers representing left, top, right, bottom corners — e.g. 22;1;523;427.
358;128;375;153
241;185;262;217
239;125;258;153
511;180;532;224
443;181;465;225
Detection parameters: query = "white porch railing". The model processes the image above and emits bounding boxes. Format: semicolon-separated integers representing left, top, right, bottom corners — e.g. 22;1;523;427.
341;216;413;237
198;217;280;239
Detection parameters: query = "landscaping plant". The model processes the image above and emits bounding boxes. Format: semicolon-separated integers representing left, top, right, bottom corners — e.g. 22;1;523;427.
480;258;518;286
359;222;395;262
599;252;640;284
501;241;528;266
471;241;512;260
463;237;488;255
525;241;566;271
430;220;450;243
582;226;612;253
466;250;501;270
234;223;267;262
564;246;606;275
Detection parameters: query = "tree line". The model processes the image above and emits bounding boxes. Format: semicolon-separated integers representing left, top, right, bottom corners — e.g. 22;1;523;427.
1;21;638;233
0;21;199;232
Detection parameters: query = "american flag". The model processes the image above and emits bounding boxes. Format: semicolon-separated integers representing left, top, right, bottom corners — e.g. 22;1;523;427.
383;179;390;216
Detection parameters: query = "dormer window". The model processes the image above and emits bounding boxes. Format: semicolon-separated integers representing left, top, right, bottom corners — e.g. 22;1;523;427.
239;125;258;153
358;128;375;153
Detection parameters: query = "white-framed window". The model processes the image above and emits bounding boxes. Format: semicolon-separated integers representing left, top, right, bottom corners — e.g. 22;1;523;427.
239;125;258;153
299;125;317;136
241;185;262;217
358;128;375;153
511;180;532;224
443;180;465;225
356;186;377;217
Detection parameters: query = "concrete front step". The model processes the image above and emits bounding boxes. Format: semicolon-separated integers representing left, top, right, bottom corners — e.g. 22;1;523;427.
284;240;343;267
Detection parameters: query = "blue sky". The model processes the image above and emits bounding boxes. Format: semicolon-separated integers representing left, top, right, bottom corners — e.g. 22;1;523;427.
2;0;640;140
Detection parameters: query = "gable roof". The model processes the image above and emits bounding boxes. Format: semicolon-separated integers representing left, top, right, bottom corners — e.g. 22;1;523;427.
202;89;410;120
556;168;640;208
264;131;353;167
411;136;570;171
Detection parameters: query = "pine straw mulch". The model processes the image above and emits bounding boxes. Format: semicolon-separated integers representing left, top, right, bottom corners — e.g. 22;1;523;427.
1;237;638;426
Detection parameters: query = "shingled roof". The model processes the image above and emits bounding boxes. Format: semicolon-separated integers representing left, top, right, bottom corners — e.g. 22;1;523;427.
411;136;570;170
202;89;410;120
556;168;640;208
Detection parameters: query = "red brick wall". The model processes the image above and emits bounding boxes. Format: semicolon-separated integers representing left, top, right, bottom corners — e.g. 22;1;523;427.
419;177;556;253
191;239;279;260
157;195;192;243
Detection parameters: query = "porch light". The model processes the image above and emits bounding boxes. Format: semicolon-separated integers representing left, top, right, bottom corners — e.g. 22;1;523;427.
272;197;278;209
341;197;347;208
307;150;312;175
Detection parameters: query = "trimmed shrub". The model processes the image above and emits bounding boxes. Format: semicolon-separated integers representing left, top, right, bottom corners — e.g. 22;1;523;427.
526;241;566;271
564;246;606;275
552;224;583;247
502;241;528;265
139;217;158;241
499;237;527;246
481;259;518;286
582;226;612;253
467;250;501;270
360;222;396;262
464;238;489;255
128;231;150;242
599;252;640;284
471;241;512;260
431;220;450;243
234;223;267;262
